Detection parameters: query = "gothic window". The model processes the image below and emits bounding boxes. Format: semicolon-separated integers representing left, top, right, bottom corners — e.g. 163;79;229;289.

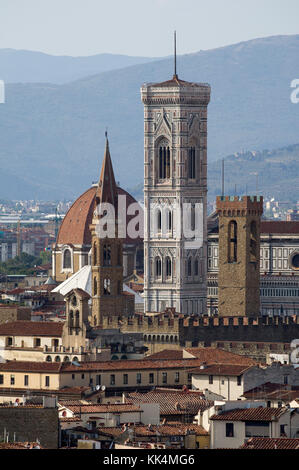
188;147;196;179
167;209;172;231
75;310;80;327
156;209;162;232
63;249;71;269
187;257;192;276
158;140;170;179
103;244;111;266
190;205;196;232
250;221;257;263
194;258;199;276
93;277;97;295
228;220;237;263
166;256;172;278
155;257;162;278
93;242;97;265
69;310;74;327
103;278;111;295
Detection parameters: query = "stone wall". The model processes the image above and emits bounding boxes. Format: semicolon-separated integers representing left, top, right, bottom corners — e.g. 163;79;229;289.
0;305;31;324
180;315;299;346
0;406;59;449
101;313;299;356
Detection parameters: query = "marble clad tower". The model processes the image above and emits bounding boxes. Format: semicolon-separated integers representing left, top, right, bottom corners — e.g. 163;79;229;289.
141;66;211;314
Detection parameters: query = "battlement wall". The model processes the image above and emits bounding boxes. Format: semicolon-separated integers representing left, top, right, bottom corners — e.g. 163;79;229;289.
216;195;263;216
102;313;299;346
180;315;299;346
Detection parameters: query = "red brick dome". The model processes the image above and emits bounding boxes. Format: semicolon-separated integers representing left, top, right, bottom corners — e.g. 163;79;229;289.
56;185;143;246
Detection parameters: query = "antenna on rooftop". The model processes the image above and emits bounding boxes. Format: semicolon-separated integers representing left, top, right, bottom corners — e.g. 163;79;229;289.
221;159;225;197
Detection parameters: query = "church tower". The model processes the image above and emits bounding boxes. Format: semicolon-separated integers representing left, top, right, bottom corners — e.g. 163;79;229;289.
216;195;263;317
141;69;211;314
90;137;134;326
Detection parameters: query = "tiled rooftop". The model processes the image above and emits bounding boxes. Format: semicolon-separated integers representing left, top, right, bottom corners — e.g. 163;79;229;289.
241;437;299;449
0;321;64;337
98;422;208;438
210;406;287;422
190;364;254;376
126;389;213;416
59;403;142;414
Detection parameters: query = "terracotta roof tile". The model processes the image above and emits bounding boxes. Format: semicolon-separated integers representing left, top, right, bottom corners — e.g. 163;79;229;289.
149;75;209;89
241;437;299;449
99;422;208;437
0;442;42;449
60;357;205;373
210;406;286;421
0;361;62;373
243;382;299;401
0;321;64;337
185;347;257;365
60;403;142;414
191;364;254;376
261;221;299;235
146;350;184;360
126;389;213;416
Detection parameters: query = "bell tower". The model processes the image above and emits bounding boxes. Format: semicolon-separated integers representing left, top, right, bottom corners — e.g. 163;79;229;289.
141;68;211;314
216;195;263;317
90;137;134;326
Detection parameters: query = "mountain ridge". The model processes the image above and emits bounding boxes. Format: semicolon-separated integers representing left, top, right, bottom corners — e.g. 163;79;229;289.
0;34;298;199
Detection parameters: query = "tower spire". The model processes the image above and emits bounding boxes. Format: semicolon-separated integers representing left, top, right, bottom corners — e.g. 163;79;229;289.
173;30;178;79
96;132;117;208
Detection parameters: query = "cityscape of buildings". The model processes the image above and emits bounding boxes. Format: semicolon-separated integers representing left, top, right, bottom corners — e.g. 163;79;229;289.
0;39;299;457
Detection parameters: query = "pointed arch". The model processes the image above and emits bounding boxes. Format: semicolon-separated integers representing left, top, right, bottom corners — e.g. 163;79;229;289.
228;220;237;263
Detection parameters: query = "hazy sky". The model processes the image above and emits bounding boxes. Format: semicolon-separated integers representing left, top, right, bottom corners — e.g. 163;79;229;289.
1;0;299;57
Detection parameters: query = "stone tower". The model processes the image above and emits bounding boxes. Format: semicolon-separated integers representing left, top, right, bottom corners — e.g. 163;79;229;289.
216;195;263;317
141;74;211;314
63;288;90;349
90;138;134;326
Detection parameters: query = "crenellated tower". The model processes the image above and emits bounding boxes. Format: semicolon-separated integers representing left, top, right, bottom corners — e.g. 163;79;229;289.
216;195;263;317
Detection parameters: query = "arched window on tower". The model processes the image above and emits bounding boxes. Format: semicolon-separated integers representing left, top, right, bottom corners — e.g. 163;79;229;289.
166;256;172;278
69;310;74;328
188;147;196;179
250;220;257;263
93;277;97;295
167;209;172;232
228;220;237;263
155;257;162;278
194;258;199;276
187;257;192;277
93;242;97;266
103;244;111;266
103;278;111;295
75;310;80;328
157;209;162;233
158;140;170;179
63;249;71;269
191;205;196;232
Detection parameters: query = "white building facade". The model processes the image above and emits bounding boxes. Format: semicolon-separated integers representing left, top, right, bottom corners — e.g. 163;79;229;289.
141;75;211;314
